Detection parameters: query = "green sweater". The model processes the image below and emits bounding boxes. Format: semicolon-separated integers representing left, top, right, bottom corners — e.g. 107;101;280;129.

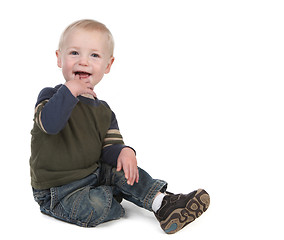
30;84;126;189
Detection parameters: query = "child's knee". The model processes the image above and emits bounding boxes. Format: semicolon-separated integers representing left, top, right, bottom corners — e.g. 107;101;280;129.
68;185;124;227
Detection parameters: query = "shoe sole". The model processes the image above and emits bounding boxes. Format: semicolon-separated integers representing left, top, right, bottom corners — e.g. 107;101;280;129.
160;189;210;234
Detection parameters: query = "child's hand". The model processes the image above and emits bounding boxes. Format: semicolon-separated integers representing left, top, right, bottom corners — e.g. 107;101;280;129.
65;74;96;98
117;147;139;185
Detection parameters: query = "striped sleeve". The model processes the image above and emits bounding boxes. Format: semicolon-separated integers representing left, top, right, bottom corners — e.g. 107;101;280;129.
34;100;49;133
103;129;124;148
100;109;135;166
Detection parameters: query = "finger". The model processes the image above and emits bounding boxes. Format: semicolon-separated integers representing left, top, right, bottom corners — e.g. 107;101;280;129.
130;165;137;185
82;78;91;83
124;164;129;181
74;74;80;81
86;83;93;89
128;168;134;185
132;166;137;185
116;160;122;172
135;168;139;183
89;90;97;98
133;168;139;184
86;88;97;98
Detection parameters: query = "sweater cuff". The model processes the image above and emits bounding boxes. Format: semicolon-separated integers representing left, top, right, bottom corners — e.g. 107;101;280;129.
101;144;136;167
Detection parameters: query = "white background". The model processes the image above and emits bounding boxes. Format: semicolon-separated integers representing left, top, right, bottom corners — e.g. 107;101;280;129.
1;0;283;239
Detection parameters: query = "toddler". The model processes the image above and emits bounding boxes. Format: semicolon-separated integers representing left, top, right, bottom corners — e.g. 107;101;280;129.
30;19;210;234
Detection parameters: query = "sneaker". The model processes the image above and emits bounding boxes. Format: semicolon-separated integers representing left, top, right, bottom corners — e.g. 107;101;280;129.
154;189;210;234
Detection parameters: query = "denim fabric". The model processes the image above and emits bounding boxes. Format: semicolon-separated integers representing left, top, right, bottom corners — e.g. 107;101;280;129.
33;163;167;227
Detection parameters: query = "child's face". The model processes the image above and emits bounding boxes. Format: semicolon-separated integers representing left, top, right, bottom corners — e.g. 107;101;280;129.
56;28;114;87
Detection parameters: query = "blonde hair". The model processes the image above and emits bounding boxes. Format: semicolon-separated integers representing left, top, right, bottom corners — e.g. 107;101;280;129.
58;19;114;57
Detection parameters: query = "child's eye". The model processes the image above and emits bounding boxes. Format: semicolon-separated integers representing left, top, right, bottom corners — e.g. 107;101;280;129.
70;51;79;55
91;53;100;58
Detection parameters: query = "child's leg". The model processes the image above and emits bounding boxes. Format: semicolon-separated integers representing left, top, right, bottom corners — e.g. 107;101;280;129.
99;163;167;211
33;171;125;227
99;163;210;234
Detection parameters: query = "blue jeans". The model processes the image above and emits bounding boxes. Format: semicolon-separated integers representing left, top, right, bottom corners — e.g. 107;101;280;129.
33;163;167;227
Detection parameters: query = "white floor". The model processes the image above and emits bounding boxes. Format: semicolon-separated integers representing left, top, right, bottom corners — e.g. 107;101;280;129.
2;168;283;239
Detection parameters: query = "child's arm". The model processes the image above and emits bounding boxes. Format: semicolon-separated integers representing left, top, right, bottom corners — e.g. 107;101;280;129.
34;85;78;134
35;76;96;134
101;144;139;185
100;111;139;185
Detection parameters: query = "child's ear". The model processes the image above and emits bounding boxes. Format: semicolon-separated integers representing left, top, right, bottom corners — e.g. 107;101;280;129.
56;50;62;68
105;57;115;74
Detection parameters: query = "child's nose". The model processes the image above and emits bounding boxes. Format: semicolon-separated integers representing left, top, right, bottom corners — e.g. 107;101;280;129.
78;56;89;66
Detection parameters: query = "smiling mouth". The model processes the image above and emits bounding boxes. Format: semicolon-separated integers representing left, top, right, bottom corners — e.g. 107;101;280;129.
74;71;92;78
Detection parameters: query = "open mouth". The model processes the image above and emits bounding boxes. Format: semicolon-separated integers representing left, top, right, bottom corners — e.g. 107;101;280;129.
74;71;92;78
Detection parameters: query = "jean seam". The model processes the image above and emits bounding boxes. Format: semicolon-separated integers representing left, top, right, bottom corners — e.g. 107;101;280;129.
94;186;112;226
84;210;94;227
70;188;85;221
50;187;58;210
143;180;166;211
